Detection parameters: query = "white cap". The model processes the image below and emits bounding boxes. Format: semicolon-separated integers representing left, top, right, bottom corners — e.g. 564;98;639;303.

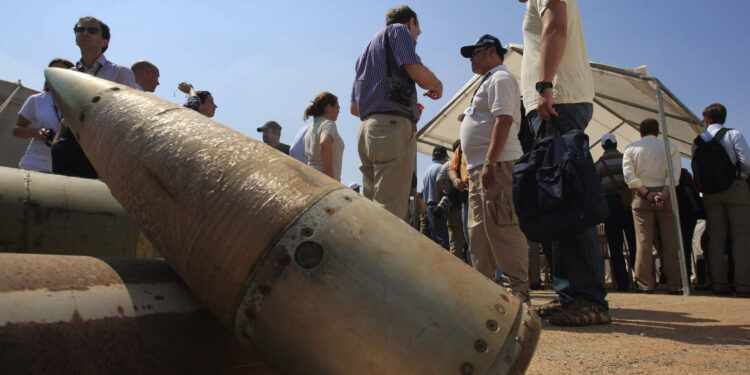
600;133;617;145
348;182;361;190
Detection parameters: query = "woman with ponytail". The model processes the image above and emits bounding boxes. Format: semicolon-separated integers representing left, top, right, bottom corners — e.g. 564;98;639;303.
303;92;344;181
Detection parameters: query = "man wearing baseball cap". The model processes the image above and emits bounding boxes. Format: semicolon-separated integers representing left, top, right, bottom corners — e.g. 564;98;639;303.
458;34;529;301
595;133;637;292
257;121;290;155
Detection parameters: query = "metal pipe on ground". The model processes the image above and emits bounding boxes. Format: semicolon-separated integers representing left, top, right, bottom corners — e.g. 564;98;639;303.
0;166;158;258
0;253;277;375
45;68;541;375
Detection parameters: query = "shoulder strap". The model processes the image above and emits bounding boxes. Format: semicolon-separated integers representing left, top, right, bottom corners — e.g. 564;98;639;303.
714;127;730;143
599;157;622;188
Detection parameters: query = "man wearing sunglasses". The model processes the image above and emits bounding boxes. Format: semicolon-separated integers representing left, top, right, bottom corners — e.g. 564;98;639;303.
51;16;137;179
458;35;529;302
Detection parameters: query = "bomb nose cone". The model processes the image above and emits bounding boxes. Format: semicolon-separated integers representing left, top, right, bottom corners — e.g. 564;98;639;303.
44;67;129;131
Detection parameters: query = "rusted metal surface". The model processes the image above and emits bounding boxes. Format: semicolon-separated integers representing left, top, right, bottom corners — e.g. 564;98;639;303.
0;166;157;257
45;69;540;374
0;253;277;375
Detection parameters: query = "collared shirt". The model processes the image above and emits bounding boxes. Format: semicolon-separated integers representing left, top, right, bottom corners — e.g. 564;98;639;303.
460;64;523;169
351;24;422;123
422;160;445;204
595;148;627;194
17;91;61;172
521;0;594;113
289;124;311;163
74;54;137;89
693;124;750;178
622;135;681;188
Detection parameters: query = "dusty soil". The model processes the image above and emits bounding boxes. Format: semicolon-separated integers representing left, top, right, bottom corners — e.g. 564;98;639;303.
525;290;750;374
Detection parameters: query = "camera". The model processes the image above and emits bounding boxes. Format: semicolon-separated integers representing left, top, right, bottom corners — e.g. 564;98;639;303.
389;85;414;106
432;195;452;217
44;128;56;147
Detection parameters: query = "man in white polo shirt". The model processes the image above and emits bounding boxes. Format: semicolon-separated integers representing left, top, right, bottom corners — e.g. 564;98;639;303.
459;34;529;301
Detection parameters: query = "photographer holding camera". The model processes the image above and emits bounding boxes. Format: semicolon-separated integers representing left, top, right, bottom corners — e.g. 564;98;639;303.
13;58;74;173
350;5;442;220
422;146;450;249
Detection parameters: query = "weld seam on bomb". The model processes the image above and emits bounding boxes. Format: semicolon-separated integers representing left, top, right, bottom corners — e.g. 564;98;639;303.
233;187;346;343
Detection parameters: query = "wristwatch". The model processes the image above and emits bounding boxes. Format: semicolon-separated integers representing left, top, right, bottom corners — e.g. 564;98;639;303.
483;159;492;167
535;81;553;93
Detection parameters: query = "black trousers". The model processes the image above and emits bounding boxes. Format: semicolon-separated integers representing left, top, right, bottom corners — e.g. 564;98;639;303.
51;129;98;179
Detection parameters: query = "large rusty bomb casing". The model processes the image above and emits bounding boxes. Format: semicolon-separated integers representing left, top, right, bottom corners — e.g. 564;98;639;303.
0;253;277;375
0;166;157;257
45;68;540;374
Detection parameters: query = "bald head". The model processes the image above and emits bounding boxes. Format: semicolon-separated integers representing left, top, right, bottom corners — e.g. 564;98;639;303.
131;60;160;92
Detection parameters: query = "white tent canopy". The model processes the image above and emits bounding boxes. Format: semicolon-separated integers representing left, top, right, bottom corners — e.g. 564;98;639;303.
417;44;703;161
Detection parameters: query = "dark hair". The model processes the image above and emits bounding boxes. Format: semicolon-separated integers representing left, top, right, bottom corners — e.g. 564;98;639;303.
196;91;212;104
386;5;418;26
76;16;111;53
303;92;338;121
639;118;660;136
131;60;157;73
702;103;727;125
452;139;461;152
44;58;74;91
432;146;448;160
602;140;617;150
48;58;74;69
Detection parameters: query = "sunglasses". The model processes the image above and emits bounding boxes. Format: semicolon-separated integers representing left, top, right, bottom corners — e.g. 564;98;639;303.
471;47;489;58
74;26;100;34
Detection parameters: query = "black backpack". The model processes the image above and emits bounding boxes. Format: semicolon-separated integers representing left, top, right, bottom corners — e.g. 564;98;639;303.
512;128;609;242
691;128;739;194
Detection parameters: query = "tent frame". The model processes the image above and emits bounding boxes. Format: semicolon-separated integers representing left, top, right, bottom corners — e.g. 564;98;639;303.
417;46;697;295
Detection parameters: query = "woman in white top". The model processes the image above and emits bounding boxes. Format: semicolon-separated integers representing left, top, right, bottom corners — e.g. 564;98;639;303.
303;92;345;181
13;58;75;173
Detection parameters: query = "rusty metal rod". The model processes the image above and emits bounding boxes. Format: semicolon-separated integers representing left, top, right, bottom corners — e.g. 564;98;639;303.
45;68;541;375
0;253;277;375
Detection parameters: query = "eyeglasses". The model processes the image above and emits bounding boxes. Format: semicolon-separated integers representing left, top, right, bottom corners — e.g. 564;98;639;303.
74;26;100;34
471;47;489;58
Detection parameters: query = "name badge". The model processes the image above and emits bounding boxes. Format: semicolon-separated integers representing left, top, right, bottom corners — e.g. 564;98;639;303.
464;106;474;116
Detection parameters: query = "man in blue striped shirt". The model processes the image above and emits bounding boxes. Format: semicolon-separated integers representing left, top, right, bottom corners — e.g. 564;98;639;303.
351;5;443;219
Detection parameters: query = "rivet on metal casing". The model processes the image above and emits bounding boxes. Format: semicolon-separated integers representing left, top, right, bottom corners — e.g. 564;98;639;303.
459;362;473;375
494;304;506;315
474;339;488;353
92;96;100;103
301;227;314;237
295;241;324;269
110;87;120;91
486;320;499;332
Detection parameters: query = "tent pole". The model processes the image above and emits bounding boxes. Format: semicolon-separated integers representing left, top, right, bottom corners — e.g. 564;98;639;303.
0;81;23;116
653;78;690;296
412;153;419;230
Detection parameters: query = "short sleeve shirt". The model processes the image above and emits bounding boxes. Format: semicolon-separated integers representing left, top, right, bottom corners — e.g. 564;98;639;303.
18;91;61;172
460;65;523;169
304;117;345;181
521;0;594;112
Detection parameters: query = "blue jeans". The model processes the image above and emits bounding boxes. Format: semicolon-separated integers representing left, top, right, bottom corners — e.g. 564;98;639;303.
527;103;608;309
604;193;631;291
426;205;449;250
461;201;472;266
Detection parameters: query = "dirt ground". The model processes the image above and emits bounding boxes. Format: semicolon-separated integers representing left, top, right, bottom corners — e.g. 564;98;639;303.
525;290;750;374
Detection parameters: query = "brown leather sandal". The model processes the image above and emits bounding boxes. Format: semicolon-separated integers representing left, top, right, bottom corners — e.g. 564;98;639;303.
549;299;611;326
532;299;567;319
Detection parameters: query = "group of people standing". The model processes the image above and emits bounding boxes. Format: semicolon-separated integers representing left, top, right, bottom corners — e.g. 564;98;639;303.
12;2;748;331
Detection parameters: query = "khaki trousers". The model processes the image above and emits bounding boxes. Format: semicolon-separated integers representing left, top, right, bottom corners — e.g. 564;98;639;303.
357;114;416;220
447;201;466;260
704;179;750;293
632;188;682;291
468;161;529;292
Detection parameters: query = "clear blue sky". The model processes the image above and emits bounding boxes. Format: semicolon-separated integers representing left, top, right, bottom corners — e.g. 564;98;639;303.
3;1;748;189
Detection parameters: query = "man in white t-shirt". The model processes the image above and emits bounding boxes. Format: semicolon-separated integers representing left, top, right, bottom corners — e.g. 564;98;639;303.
519;0;610;326
458;34;529;301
